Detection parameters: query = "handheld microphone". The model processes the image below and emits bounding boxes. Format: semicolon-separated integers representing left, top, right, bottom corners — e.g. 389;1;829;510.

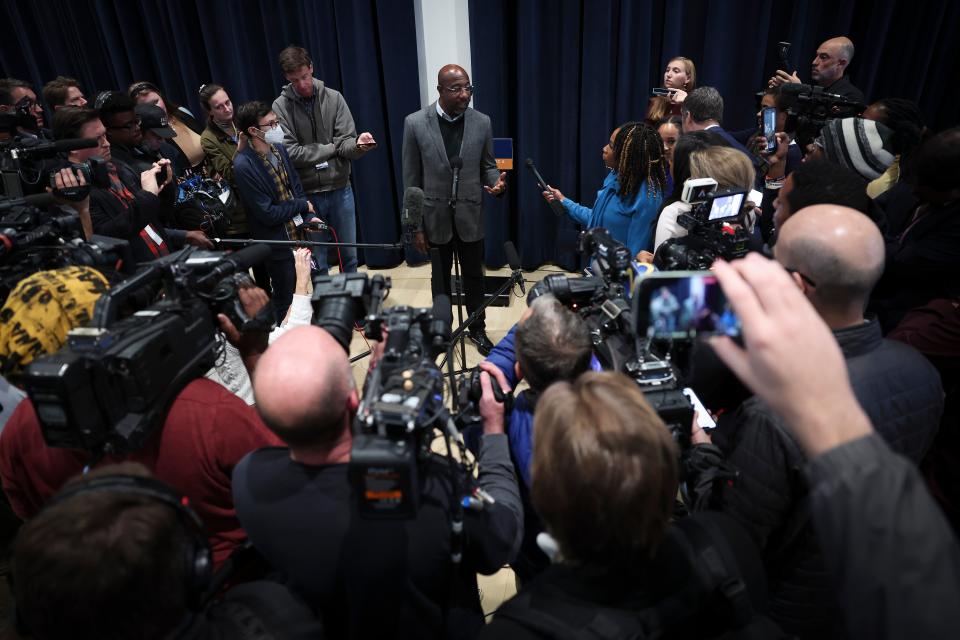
449;156;463;208
194;243;271;287
401;186;425;247
525;158;564;217
503;241;525;295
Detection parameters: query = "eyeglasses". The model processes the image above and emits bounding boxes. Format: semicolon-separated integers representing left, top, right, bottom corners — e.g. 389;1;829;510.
257;120;280;129
442;84;475;95
784;267;817;288
107;118;142;132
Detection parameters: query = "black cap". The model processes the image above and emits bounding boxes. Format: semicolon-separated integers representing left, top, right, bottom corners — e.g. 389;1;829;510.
135;103;176;138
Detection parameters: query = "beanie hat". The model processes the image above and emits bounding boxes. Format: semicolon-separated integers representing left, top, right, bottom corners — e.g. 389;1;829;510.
820;117;896;181
0;266;109;377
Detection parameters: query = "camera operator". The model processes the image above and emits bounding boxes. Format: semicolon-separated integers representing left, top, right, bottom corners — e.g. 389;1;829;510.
231;325;523;639
768;37;865;104
12;462;323;640
51;106;211;261
687;205;943;638
0;78;46;135
484;372;786;639
709;253;959;640
0;266;285;567
654;145;756;253
477;293;592;580
1;77;55;197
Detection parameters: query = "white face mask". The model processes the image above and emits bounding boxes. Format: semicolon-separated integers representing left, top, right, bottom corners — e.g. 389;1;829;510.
263;125;284;145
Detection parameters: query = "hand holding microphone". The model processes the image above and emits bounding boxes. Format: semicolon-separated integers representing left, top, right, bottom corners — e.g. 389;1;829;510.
525;158;565;217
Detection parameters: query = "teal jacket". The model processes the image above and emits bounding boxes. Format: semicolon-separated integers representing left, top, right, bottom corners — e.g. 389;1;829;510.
562;171;662;255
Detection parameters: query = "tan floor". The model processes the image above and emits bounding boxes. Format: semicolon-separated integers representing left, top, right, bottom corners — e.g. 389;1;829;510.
337;259;577;617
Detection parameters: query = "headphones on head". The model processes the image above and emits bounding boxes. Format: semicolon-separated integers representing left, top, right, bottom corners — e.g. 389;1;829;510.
40;474;213;608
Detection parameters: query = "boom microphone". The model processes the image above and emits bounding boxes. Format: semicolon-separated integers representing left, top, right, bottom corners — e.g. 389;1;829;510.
503;241;525;294
6;137;99;159
194;243;271;287
525;158;564;217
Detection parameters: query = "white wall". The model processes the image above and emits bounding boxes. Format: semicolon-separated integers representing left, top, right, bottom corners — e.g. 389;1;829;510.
413;0;473;107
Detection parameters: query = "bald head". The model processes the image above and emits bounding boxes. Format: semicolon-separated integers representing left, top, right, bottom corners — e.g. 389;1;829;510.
437;64;472;118
254;325;355;448
812;37;854;85
774;205;885;317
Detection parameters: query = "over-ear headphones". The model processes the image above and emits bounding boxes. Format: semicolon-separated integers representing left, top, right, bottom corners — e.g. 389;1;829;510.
40;474;213;609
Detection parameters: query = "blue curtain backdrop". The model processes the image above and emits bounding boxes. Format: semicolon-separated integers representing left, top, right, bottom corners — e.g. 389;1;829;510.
469;0;960;270
0;0;420;268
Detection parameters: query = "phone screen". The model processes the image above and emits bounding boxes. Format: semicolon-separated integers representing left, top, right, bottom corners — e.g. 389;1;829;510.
634;272;741;340
708;191;745;221
763;107;777;153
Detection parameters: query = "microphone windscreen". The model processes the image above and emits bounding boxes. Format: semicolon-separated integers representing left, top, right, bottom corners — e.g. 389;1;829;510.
524;158;534;167
450;156;463;170
226;242;271;271
402;186;425;224
503;241;521;271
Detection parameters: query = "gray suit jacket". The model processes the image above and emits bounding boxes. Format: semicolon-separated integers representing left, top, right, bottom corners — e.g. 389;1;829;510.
402;103;500;243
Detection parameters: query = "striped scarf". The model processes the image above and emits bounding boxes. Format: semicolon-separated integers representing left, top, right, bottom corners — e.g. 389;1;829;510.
254;145;304;241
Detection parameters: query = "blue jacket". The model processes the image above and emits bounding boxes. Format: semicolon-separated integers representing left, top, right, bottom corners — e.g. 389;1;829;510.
485;325;536;489
561;171;662;255
233;144;311;252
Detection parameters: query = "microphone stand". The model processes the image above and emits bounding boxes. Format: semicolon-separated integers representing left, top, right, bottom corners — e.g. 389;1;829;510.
441;266;525;407
213;238;402;250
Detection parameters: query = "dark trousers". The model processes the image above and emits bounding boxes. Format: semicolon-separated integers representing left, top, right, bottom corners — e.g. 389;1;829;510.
226;233;272;295
266;254;296;321
431;227;485;332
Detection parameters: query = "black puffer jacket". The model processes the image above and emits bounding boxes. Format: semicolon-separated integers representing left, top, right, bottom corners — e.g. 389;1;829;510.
707;320;943;639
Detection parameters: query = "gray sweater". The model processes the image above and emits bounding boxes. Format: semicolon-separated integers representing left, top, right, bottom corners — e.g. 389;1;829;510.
273;79;364;194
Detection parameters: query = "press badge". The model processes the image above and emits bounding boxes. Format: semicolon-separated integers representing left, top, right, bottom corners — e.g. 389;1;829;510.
292;213;304;226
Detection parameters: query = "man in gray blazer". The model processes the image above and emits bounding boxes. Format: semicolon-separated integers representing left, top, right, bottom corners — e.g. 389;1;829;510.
402;64;506;355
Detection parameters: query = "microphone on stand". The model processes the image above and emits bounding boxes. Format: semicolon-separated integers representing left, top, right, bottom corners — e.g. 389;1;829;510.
504;241;524;295
449;156;463;208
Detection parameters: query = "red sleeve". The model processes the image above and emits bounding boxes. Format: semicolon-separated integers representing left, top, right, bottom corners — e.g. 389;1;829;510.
0;400;85;519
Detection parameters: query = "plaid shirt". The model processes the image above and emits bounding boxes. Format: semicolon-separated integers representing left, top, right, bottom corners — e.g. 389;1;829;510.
254;144;304;242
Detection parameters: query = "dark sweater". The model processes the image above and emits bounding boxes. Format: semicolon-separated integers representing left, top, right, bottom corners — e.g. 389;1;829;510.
438;115;465;161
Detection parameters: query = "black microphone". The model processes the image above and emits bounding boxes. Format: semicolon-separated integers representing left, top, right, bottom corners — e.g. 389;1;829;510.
449;156;463;207
525;158;564;217
401;186;425;247
0;192;56;212
13;137;99;159
194;243;272;287
503;241;525;295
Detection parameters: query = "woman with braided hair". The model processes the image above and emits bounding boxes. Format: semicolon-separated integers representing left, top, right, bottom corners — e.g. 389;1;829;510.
542;121;667;257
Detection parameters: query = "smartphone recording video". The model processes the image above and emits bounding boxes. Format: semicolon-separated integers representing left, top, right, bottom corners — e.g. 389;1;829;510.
633;271;740;340
762;107;777;154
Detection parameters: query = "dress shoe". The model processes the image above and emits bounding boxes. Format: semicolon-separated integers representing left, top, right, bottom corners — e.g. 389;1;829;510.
467;329;494;356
